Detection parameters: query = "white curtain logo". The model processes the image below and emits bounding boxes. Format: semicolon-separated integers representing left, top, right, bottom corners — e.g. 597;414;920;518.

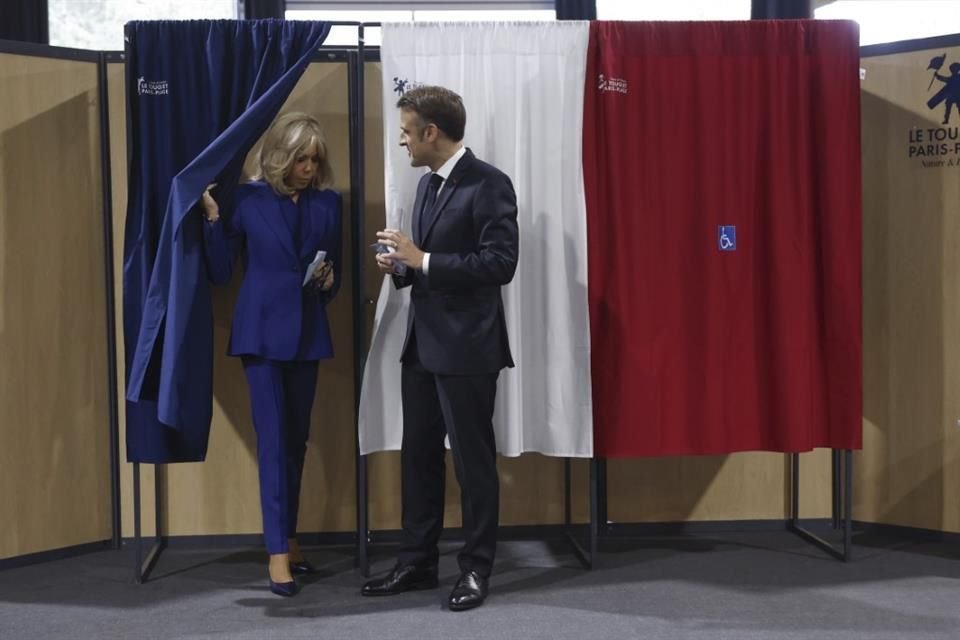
597;73;628;94
137;77;169;96
392;76;423;96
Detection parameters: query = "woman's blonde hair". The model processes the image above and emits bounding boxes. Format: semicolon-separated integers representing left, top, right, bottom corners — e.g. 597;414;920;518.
253;112;334;196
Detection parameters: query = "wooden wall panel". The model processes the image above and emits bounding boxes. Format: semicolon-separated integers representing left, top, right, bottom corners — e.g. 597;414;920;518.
859;48;960;533
0;53;111;559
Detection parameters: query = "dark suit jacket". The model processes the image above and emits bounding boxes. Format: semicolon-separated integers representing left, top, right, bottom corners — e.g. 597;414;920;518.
203;182;342;361
394;149;519;375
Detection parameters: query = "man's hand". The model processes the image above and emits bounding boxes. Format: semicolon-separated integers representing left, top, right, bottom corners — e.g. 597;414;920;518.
375;229;425;271
375;252;397;274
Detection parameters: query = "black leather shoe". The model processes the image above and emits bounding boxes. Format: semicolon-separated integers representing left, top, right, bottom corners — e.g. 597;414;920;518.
448;570;488;611
361;564;439;596
290;560;316;576
269;579;298;597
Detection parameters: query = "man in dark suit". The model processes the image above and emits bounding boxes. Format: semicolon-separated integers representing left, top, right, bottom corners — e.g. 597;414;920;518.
361;86;519;611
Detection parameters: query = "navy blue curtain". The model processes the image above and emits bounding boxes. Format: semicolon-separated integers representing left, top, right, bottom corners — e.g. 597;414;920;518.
556;0;596;20
123;20;329;463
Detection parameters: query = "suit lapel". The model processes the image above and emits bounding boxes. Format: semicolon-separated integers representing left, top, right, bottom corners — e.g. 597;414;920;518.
420;149;474;245
412;174;429;245
256;192;298;261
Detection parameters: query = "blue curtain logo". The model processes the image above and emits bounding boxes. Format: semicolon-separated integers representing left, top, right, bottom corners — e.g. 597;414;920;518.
137;76;169;96
719;225;736;251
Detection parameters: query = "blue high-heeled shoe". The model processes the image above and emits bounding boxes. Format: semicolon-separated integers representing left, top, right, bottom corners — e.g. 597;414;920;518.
269;579;298;597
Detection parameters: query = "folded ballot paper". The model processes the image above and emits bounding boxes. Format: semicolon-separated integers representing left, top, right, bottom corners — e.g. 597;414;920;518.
303;250;327;286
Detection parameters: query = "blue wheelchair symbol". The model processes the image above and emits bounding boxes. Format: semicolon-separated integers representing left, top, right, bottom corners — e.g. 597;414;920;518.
719;225;736;251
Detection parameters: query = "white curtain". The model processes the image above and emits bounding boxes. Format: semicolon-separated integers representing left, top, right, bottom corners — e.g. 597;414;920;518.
359;21;593;458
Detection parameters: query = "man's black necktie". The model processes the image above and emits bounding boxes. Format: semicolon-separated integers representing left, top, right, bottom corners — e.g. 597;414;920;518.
419;173;444;238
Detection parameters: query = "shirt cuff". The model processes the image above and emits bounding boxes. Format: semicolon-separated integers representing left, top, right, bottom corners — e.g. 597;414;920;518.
421;252;431;274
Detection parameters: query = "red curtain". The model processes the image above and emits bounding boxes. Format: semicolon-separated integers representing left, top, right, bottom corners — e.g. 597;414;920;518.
583;21;862;457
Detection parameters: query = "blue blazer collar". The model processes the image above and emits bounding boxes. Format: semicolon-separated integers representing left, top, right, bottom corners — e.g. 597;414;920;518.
254;187;318;262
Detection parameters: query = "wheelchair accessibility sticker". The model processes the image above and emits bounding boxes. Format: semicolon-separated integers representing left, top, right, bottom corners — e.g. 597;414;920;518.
718;225;736;251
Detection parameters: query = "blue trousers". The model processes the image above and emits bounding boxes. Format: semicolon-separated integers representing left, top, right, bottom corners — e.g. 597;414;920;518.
242;356;319;554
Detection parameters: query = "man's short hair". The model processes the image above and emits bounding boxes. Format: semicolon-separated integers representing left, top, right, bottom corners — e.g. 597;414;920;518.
396;86;466;142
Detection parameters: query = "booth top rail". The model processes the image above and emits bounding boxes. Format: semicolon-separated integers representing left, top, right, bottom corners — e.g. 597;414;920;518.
861;31;960;57
0;22;387;63
0;39;101;62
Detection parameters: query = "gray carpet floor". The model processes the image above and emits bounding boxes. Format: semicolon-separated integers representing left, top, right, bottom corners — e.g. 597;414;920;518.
1;531;959;639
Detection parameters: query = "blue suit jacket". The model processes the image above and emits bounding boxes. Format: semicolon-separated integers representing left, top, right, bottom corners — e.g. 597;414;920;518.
203;182;342;361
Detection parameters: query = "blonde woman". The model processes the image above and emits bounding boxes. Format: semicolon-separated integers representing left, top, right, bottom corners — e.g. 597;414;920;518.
201;112;342;597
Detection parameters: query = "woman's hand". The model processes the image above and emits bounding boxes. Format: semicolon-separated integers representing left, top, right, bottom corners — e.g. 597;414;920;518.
201;183;220;222
313;261;334;291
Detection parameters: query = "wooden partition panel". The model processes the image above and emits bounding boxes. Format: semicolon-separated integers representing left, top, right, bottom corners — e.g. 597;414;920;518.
194;60;359;536
859;46;960;533
0;52;111;559
607;451;831;523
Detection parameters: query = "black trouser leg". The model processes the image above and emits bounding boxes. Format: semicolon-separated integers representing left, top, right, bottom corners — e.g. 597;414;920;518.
436;371;499;577
398;350;447;569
